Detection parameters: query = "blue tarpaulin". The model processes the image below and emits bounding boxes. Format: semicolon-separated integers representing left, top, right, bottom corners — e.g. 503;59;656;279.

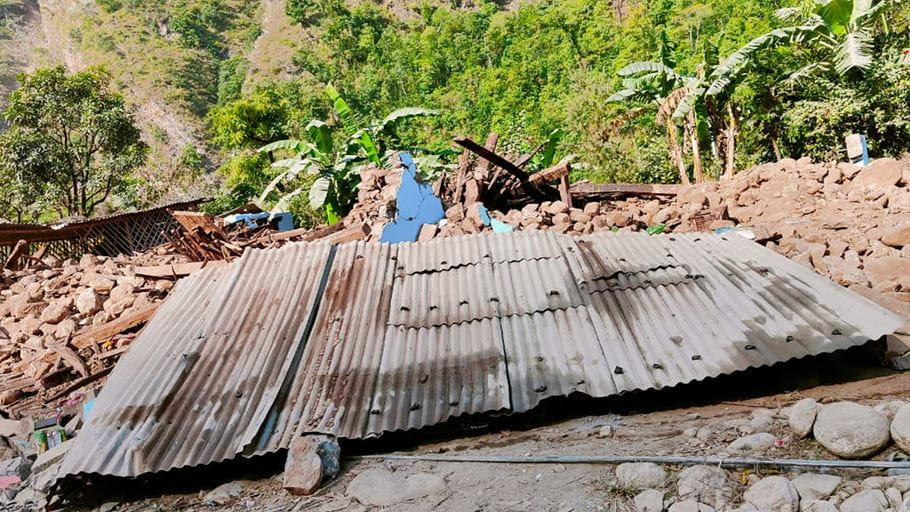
380;153;446;243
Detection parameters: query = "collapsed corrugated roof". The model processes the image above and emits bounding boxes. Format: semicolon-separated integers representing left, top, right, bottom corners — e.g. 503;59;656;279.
59;232;904;478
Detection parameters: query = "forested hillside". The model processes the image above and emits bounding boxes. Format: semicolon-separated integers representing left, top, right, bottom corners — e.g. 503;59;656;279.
0;0;907;224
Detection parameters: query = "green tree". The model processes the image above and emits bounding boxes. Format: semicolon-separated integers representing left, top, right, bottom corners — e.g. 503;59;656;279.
0;66;148;220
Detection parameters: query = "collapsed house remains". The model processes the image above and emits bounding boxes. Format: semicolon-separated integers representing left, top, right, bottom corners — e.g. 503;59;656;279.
1;143;909;508
0;200;205;268
59;230;902;479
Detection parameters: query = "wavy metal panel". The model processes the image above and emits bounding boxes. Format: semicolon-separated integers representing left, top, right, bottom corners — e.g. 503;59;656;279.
59;231;905;480
366;319;510;436
59;242;333;477
394;231;567;275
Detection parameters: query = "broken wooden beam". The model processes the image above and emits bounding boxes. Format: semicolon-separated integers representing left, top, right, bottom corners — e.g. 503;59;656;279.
325;222;371;245
570;183;683;197
3;240;28;271
269;223;345;242
529;160;571;185
70;304;160;350
453;137;557;202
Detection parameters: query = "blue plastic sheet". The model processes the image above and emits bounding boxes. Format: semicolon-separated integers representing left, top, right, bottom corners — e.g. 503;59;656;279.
380;153;446;243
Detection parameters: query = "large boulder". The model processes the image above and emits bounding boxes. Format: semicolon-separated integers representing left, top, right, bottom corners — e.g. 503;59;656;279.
813;402;890;458
743;476;799;511
677;465;729;507
839;489;888;512
853;158;903;192
889;403;910;454
615;462;667;490
790;473;841;501
789;398;818;438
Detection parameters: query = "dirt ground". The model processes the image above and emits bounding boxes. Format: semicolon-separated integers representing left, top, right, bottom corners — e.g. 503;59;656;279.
51;345;910;512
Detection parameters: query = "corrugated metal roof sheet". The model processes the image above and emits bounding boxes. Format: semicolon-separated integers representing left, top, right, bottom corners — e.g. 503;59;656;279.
60;231;905;479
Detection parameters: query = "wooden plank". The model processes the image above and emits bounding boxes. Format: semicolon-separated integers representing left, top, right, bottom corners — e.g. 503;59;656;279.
169;210;219;234
133;260;228;278
326;222;371;245
51;344;90;378
454;137;530;182
570;183;683;197
558;175;573;209
453;137;557;201
476;133;500;177
45;366;113;402
529;160;571;185
96;345;131;361
270;223;344;242
70;304;160;350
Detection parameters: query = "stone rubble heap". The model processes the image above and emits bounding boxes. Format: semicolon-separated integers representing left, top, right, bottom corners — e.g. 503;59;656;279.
0;249;190;413
346;156;910;321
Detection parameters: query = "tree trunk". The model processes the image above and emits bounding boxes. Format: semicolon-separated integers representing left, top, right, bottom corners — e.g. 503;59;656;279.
723;103;738;179
770;133;782;161
667;123;690;186
687;110;704;184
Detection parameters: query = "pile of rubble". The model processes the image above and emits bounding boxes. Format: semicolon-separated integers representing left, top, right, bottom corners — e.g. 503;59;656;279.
0;249;191;417
346;154;910;321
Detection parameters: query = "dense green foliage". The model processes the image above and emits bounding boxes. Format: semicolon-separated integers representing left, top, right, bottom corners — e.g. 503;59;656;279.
15;0;907;223
0;67;147;222
212;0;909;197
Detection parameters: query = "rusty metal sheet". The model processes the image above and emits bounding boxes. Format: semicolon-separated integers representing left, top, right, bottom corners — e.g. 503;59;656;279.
501;306;617;411
367;319;510;436
59;241;333;477
394;230;568;275
284;241;397;440
389;257;584;328
59;231;905;481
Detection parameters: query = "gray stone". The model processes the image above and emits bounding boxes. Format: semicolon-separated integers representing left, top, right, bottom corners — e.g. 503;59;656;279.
202;482;244;506
885;487;903;510
667;501;714;512
743;476;798;511
799;500;838;512
347;468;446;507
875;400;907;420
633;489;663;512
677;465;729;507
32;440;72;475
790;473;841;501
0;457;31;481
889;403;910;454
839;489;888;512
75;288;102;316
616;462;667;490
788;398;818;438
727;433;776;454
813;402;890;458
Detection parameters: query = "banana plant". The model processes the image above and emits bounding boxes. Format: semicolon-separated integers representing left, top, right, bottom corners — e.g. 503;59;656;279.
325;84;437;166
257;85;439;224
606;33;708;185
673;0;903;123
257;120;360;224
